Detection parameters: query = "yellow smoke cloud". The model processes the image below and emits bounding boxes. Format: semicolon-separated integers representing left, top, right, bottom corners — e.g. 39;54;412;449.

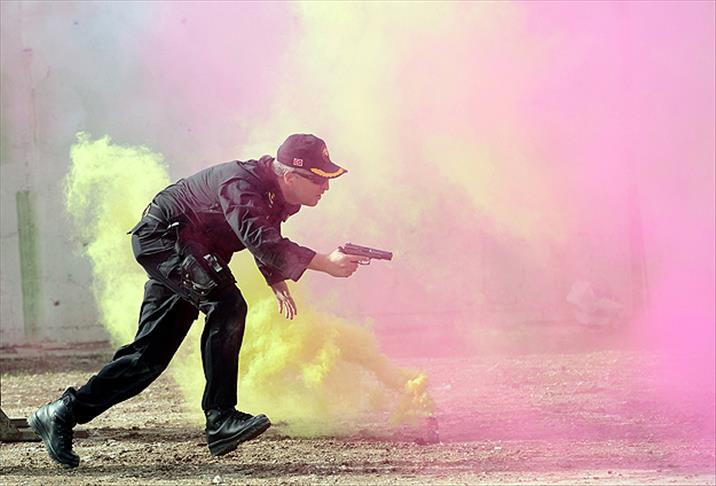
65;132;171;344
65;133;432;435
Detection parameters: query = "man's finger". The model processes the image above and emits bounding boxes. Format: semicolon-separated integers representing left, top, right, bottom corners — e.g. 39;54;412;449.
281;300;288;318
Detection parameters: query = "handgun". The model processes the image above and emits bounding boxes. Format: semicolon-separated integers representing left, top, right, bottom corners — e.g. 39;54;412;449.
339;242;393;265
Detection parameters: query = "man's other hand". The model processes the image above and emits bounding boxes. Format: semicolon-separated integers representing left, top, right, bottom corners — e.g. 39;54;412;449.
270;281;297;319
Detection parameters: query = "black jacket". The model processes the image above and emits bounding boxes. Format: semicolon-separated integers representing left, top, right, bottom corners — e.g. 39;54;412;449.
149;156;315;285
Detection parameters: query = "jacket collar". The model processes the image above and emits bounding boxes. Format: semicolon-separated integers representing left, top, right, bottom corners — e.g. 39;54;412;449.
262;156;301;221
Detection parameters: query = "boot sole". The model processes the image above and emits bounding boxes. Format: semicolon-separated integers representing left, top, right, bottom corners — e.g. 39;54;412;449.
28;410;80;469
208;415;271;456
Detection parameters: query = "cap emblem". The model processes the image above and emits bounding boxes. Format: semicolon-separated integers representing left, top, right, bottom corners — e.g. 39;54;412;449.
321;146;330;162
292;158;304;167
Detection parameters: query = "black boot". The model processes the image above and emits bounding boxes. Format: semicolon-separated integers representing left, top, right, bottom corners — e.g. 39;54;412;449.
29;389;80;468
205;409;271;456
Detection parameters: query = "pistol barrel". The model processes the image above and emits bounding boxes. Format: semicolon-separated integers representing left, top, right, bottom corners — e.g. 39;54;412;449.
344;243;393;261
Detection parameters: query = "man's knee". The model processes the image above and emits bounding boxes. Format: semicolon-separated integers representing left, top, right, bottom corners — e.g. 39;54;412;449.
209;285;248;318
122;353;169;384
143;357;170;380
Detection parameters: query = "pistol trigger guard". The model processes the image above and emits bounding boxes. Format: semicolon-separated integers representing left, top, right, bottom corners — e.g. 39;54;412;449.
358;260;371;265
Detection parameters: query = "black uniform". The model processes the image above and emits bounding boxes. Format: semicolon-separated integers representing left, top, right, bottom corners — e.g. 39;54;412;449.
68;156;316;423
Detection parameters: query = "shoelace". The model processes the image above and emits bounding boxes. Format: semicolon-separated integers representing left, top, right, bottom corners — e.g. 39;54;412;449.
231;411;253;422
55;417;74;451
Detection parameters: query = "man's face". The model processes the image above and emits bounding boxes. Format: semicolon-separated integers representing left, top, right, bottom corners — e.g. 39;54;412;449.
287;171;330;206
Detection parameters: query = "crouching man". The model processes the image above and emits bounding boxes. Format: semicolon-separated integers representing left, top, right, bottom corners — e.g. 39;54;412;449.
30;134;364;468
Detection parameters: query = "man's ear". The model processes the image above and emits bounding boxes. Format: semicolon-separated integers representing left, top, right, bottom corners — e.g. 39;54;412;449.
283;171;299;184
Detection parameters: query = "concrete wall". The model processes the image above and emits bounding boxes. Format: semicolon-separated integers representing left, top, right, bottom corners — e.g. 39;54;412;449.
1;2;107;345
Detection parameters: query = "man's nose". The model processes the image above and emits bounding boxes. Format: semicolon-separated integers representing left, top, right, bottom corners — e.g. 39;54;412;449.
322;179;330;191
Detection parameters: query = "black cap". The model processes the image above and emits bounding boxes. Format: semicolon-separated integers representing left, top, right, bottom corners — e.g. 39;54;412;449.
276;134;347;179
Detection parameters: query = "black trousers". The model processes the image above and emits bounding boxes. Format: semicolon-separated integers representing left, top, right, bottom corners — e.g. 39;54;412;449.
70;218;247;424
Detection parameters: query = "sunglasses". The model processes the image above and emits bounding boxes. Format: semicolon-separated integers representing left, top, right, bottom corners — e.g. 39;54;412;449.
295;171;327;185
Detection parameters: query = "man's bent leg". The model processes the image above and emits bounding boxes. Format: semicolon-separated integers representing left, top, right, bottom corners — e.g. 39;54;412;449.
71;279;199;423
199;285;270;456
30;278;197;468
199;285;247;411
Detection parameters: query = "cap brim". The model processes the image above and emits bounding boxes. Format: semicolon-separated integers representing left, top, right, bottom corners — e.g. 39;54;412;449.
309;161;348;179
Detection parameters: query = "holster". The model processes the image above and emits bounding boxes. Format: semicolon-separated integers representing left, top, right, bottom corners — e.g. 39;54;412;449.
179;251;235;305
